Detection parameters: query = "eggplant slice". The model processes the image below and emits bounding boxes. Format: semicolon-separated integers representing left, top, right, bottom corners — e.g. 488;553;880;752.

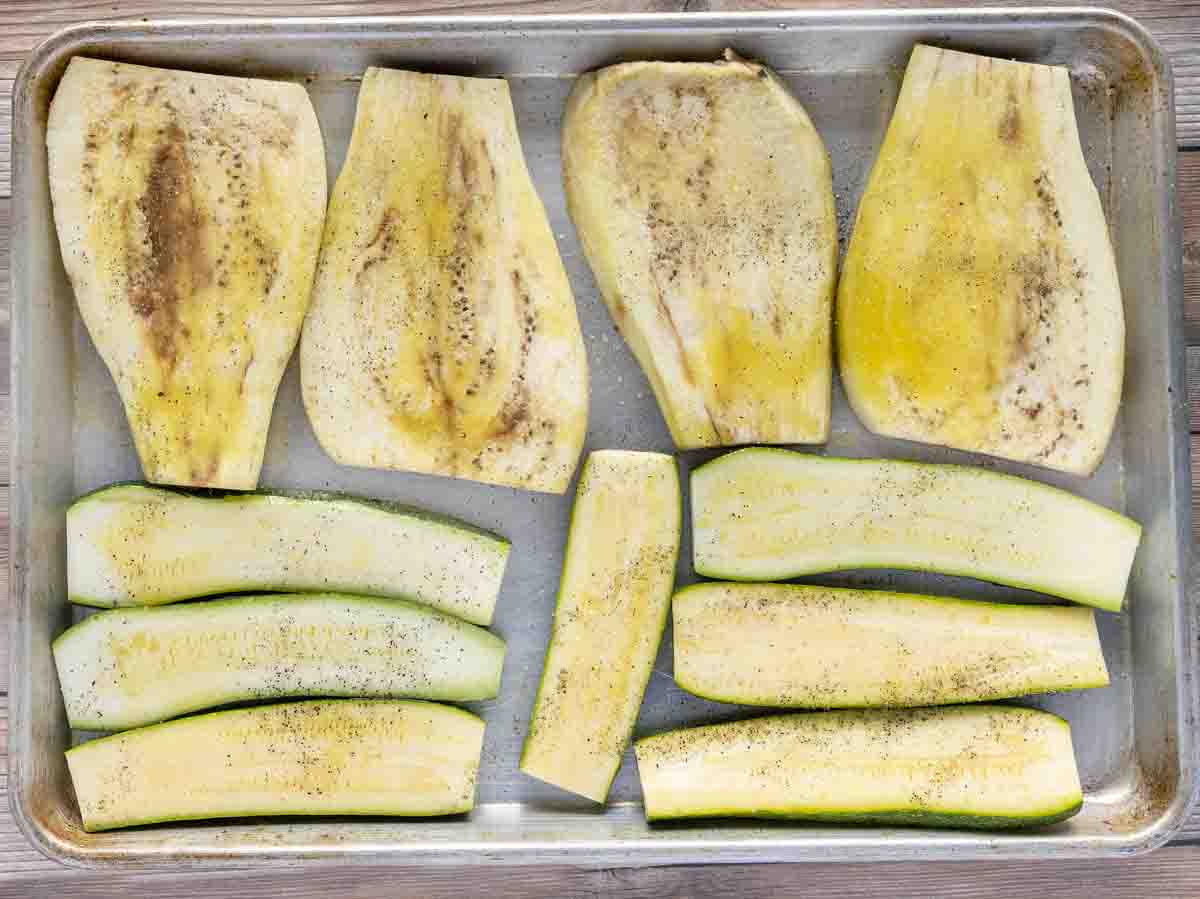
301;68;588;494
562;51;837;449
838;46;1124;475
48;57;327;489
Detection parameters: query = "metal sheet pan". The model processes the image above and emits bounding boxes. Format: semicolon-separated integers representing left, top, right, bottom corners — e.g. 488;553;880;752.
9;7;1196;867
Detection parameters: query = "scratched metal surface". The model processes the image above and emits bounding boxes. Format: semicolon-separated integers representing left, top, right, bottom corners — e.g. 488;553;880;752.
8;8;1195;867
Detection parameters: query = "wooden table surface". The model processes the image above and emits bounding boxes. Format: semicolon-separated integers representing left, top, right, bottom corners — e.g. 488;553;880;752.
3;1;1200;895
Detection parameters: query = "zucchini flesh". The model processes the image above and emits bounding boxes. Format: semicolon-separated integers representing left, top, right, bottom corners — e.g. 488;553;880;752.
68;484;509;625
520;451;681;802
66;700;484;832
636;706;1082;828
692;449;1140;612
673;582;1108;708
54;593;506;730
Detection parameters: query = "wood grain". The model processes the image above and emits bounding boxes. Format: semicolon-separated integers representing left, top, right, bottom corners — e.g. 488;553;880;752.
1182;154;1200;342
0;0;1199;892
1188;345;1200;431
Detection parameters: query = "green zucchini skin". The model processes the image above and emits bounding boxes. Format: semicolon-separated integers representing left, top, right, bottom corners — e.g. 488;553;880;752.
643;804;1083;829
691;448;1141;612
68;483;510;624
69;481;507;542
66;699;485;831
672;582;1109;708
635;706;1084;829
54;592;506;730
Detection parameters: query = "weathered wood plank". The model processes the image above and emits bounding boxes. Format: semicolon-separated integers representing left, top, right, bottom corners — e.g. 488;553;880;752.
1187;346;1200;431
1193;434;1200;548
1180;153;1200;342
0;196;12;473
0;495;11;694
0;78;9;197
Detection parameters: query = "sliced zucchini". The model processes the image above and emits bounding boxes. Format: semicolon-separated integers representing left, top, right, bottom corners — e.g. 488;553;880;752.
301;67;588;494
66;700;484;831
673;582;1108;708
54;593;506;730
520;451;681;802
636;705;1083;828
837;46;1124;475
692;449;1140;612
68;484;509;625
48;58;327;489
563;52;836;448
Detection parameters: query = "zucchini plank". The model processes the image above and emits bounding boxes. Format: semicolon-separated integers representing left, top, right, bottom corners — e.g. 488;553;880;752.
67;700;484;831
55;593;506;730
692;449;1140;612
68;484;509;625
673;582;1108;708
636;706;1083;828
520;451;681;802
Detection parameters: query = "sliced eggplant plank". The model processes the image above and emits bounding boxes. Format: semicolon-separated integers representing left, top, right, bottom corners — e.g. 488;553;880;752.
302;67;588;494
838;45;1124;474
563;51;837;449
48;58;327;489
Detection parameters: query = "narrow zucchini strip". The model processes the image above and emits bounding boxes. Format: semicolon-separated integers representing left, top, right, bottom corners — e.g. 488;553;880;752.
692;449;1140;611
67;700;485;831
55;593;506;730
69;483;509;625
520;450;681;802
637;706;1083;828
673;582;1108;708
